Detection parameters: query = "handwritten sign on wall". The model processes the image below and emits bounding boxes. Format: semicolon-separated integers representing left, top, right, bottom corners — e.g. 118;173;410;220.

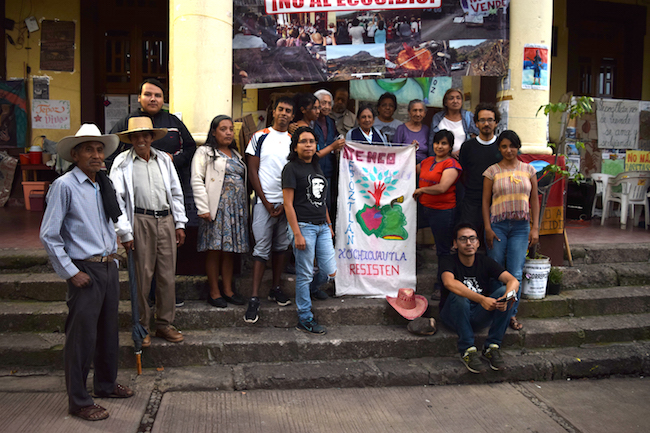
32;100;70;129
596;99;640;149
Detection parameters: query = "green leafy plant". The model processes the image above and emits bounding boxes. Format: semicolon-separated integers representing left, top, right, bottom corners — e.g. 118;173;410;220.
531;95;594;258
548;266;563;285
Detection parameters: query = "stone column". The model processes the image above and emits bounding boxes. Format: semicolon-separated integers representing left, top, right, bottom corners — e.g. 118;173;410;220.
507;0;554;155
169;1;233;144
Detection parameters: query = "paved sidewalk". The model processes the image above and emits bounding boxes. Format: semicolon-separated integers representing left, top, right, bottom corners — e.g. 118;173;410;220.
1;373;648;432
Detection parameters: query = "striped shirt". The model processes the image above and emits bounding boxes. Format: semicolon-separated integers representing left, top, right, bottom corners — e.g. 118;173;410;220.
40;167;118;280
483;161;537;223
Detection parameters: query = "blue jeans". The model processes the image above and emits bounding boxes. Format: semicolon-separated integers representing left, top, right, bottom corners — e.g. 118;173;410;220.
486;219;530;317
422;206;455;257
288;222;337;322
440;286;510;354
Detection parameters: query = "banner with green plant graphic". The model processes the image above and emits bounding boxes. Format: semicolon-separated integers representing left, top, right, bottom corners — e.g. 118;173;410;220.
335;140;417;297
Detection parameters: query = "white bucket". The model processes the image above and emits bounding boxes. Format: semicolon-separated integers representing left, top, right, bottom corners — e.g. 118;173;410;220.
521;258;551;299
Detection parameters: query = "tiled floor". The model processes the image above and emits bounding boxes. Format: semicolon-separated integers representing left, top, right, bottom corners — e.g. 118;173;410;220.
0;206;46;249
2;205;649;253
566;216;650;244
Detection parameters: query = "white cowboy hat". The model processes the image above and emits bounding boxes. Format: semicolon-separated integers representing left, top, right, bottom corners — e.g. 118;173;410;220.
116;117;168;144
56;123;119;162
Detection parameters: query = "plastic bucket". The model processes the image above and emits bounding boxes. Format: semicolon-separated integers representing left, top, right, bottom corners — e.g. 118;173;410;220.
521;258;551;299
29;148;42;164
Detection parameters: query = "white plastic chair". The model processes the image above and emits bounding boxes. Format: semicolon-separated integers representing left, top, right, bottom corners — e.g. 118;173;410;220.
601;171;650;229
590;173;612;218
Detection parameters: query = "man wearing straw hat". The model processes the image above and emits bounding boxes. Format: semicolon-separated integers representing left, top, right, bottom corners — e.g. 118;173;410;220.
438;222;519;374
110;117;187;346
40;124;134;421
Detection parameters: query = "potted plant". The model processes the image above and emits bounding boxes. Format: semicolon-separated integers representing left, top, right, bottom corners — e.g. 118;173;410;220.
531;94;594;259
546;266;563;295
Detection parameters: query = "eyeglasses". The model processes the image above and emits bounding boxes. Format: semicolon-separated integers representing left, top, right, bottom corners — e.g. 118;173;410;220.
477;119;496;124
457;236;478;244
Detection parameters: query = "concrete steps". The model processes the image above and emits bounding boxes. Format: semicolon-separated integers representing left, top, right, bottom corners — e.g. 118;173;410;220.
2;260;650;301
2;286;650;333
1;313;649;369
1;242;649;388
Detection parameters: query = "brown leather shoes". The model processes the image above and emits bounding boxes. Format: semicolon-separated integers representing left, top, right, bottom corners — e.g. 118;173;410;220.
155;325;184;343
142;334;151;348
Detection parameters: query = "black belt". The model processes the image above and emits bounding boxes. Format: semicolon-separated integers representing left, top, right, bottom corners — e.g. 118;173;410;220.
135;207;170;218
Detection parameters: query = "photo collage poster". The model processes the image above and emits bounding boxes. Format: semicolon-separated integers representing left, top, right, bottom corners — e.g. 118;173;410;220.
233;0;510;91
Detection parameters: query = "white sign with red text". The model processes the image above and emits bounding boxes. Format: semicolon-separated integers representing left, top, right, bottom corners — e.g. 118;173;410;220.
31;99;70;130
335;141;417;298
265;0;441;15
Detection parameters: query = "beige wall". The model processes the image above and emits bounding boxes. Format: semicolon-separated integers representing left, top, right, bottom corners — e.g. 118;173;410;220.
5;0;81;144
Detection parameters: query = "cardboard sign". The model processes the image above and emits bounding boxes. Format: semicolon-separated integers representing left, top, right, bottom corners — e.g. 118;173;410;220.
265;0;441;14
625;150;650;171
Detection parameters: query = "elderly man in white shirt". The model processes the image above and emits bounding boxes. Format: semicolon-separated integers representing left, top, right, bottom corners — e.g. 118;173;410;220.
110;117;187;346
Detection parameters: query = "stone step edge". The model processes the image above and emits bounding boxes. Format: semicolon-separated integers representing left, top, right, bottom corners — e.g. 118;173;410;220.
1;313;649;368
2;242;649;269
4;261;650;302
1;285;649;332
2;341;648;392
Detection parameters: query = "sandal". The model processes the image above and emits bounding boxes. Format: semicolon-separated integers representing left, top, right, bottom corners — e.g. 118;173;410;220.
510;316;524;331
93;383;134;399
71;404;109;421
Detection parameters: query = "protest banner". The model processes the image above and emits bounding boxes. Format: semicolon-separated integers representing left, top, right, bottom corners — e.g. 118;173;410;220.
336;141;416;297
265;0;441;14
596;99;640;149
233;0;509;85
625;150;650;171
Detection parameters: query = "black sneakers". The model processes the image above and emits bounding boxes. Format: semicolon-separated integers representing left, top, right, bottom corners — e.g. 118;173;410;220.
296;317;327;334
268;286;291;306
461;347;486;374
244;297;260;323
310;289;329;300
482;344;505;371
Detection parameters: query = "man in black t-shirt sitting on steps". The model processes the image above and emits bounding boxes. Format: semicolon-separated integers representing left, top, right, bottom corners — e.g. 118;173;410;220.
438;222;519;373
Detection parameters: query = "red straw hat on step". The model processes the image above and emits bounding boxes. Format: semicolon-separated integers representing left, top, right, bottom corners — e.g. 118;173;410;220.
386;288;428;320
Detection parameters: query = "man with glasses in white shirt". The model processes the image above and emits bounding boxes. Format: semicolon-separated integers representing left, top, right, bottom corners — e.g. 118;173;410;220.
438;223;519;374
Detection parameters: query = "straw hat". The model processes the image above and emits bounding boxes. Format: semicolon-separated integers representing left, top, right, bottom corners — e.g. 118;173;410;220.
56;123;119;162
116;117;168;144
386;288;428;320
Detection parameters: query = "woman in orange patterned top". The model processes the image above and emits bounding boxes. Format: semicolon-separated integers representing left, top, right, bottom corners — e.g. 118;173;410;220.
482;130;539;331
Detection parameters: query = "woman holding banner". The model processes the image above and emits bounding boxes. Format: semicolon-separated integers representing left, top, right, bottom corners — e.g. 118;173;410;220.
345;103;388;145
413;129;462;258
482;130;539;331
395;99;430;163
